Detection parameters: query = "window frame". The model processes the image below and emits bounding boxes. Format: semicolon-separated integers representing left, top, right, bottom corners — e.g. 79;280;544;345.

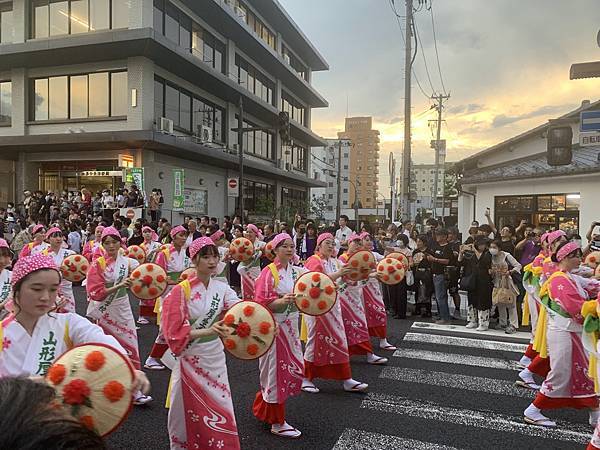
0;80;12;126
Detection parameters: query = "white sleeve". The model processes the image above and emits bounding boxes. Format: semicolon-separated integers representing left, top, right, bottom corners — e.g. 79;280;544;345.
506;253;522;271
223;285;241;310
65;313;126;354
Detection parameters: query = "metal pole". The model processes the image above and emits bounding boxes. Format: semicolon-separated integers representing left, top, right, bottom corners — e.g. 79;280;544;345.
354;182;359;227
401;0;413;221
335;140;342;220
432;93;449;221
238;96;244;225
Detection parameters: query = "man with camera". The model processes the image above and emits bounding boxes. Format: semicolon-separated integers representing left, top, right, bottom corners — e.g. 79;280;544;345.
515;226;542;267
427;228;454;324
584;221;600;255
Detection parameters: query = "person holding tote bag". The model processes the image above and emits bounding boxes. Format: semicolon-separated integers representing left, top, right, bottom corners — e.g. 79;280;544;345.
489;240;522;334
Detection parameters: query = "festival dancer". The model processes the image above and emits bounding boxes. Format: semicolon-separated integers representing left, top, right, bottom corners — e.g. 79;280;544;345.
0;239;12;320
252;233;305;439
144;225;191;370
360;232;397;351
43;227;77;313
82;225;105;261
86;226;153;405
0;254;151;400
338;234;388;365
301;233;368;394
137;226;162;325
210;229;229;284
237;223;265;301
524;241;600;428
162;237;241;450
19;224;49;258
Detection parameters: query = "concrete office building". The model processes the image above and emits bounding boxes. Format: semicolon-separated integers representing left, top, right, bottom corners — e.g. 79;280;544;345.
0;0;328;220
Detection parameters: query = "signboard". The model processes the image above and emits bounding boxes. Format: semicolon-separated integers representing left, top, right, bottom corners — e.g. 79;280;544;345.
227;177;239;197
580;133;600;146
580;111;600;147
119;208;143;221
173;169;185;211
118;154;134;168
183;188;208;214
79;171;122;177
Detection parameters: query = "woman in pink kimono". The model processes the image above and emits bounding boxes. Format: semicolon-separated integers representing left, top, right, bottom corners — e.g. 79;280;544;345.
82;225;105;262
338;234;388;365
137;226;162;325
19;224;49;258
524;241;600;428
86;226;153;405
162;237;241;450
0;239;12;320
43;227;77;313
252;233;305;439
301;233;368;394
0;254;151;399
237;223;265;301
145;225;191;370
360;232;397;351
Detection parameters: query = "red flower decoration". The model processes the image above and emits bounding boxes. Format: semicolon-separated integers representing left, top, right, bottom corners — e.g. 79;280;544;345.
132;271;140;279
309;287;321;299
74;256;81;262
311;273;321;283
80;415;95;430
236;322;251;338
243;305;255;317
47;364;66;385
351;260;359;267
297;282;307;292
383;275;390;282
223;314;235;326
103;381;125;402
224;339;237;350
142;275;153;286
362;253;370;262
148;287;158;297
84;351;106;372
387;266;394;273
317;300;328;310
259;321;272;335
156;275;165;283
132;285;142;294
146;265;153;272
247;344;258;356
301;299;310;309
324;285;334;295
62;379;91;405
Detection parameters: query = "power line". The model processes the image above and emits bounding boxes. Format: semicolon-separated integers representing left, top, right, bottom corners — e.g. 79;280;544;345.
412;15;437;96
429;0;447;95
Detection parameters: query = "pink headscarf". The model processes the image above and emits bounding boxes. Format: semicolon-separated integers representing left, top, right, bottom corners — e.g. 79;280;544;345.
358;231;370;241
347;233;362;243
32;224;45;236
95;225;105;236
142;226;159;242
246;224;263;240
0;238;8;250
540;232;550;243
210;230;225;243
101;226;121;242
556;241;580;262
316;232;334;247
45;227;63;239
11;254;60;288
270;233;293;249
189;237;216;260
547;230;566;245
170;225;187;239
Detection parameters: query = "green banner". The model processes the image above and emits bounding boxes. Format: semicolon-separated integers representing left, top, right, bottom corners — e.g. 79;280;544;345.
125;167;144;191
173;168;185;211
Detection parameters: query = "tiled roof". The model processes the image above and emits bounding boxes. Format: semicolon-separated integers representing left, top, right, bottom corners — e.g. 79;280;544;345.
459;145;600;185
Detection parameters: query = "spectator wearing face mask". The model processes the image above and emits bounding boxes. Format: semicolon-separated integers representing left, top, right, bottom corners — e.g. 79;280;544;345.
412;235;434;318
489;239;522;334
427;228;454;324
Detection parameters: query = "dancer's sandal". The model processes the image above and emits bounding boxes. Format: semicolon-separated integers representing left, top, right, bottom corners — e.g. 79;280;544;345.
301;385;320;394
271;426;301;439
367;356;388;365
515;379;541;390
379;344;397;351
523;416;556;428
343;381;368;392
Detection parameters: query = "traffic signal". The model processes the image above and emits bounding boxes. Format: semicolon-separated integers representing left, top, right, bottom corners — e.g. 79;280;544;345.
278;111;290;144
547;126;573;166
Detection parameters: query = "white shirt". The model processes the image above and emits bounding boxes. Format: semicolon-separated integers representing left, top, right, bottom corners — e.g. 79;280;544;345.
335;225;353;244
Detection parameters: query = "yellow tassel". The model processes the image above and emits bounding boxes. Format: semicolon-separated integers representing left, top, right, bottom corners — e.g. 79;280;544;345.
522;293;530;327
300;314;308;342
532;307;548;358
154;297;162;326
165;373;173;409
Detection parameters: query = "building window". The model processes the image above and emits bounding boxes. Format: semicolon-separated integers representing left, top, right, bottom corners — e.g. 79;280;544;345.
0;81;11;125
31;70;127;121
282;143;307;172
328;194;333;199
281;187;307;213
328;182;333;187
231;115;273;160
343;200;348;206
343;188;348;193
32;0;129;38
232;0;276;50
234;55;274;105
343;165;348;170
238;179;275;214
0;2;14;43
281;91;306;126
282;44;307;80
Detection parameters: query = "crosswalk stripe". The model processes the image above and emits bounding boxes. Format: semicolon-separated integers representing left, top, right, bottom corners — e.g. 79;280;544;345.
332;428;462;450
393;348;522;371
411;321;530;342
403;332;527;353
362;393;591;444
380;367;534;398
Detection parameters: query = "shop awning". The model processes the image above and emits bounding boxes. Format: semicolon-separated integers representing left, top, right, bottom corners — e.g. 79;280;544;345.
570;61;600;80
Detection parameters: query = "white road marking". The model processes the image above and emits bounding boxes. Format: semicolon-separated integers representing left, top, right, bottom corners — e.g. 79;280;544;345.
380;367;534;398
411;321;530;342
332;428;462;450
393;348;522;371
403;332;527;353
362;393;591;444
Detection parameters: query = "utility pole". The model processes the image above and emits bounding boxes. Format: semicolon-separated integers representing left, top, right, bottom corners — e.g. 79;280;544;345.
401;0;413;221
431;92;450;220
335;140;342;220
238;96;244;225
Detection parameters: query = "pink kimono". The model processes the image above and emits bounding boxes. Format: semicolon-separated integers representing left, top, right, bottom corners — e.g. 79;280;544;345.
362;275;388;338
19;241;49;259
237;244;263;301
82;239;105;262
43;247;77;313
86;254;141;369
252;260;305;425
533;271;600;410
338;253;372;355
162;276;241;450
303;255;351;380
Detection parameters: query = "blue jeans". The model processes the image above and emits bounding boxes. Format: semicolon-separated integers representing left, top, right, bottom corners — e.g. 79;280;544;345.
433;274;450;321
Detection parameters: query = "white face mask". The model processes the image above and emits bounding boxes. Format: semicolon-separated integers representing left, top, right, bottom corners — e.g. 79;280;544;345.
489;248;499;256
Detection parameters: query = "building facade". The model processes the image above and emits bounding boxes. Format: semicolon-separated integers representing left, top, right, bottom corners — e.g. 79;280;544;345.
337;116;380;210
0;0;328;221
456;100;600;240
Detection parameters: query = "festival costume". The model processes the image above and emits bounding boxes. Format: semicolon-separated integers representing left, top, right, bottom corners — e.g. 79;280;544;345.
138;239;162;317
86;252;142;369
521;251;546;361
303;254;351;381
18;241;49;258
43;246;77;313
252;258;305;425
0;268;11;320
362;251;388;338
237;239;264;301
162;275;241;450
82;239;105;261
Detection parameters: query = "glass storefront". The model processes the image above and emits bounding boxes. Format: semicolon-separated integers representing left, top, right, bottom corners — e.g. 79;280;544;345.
39;161;123;195
494;193;580;233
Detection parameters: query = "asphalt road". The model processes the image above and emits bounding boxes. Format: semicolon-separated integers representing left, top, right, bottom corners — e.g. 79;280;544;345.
73;287;590;450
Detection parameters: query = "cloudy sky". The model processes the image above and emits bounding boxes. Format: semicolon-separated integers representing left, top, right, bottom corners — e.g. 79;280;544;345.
280;0;600;189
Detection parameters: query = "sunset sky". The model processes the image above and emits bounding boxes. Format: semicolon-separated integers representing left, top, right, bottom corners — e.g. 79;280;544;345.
280;0;600;189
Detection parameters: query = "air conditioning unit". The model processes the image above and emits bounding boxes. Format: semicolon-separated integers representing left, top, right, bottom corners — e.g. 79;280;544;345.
159;117;174;134
234;6;246;19
199;125;213;143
